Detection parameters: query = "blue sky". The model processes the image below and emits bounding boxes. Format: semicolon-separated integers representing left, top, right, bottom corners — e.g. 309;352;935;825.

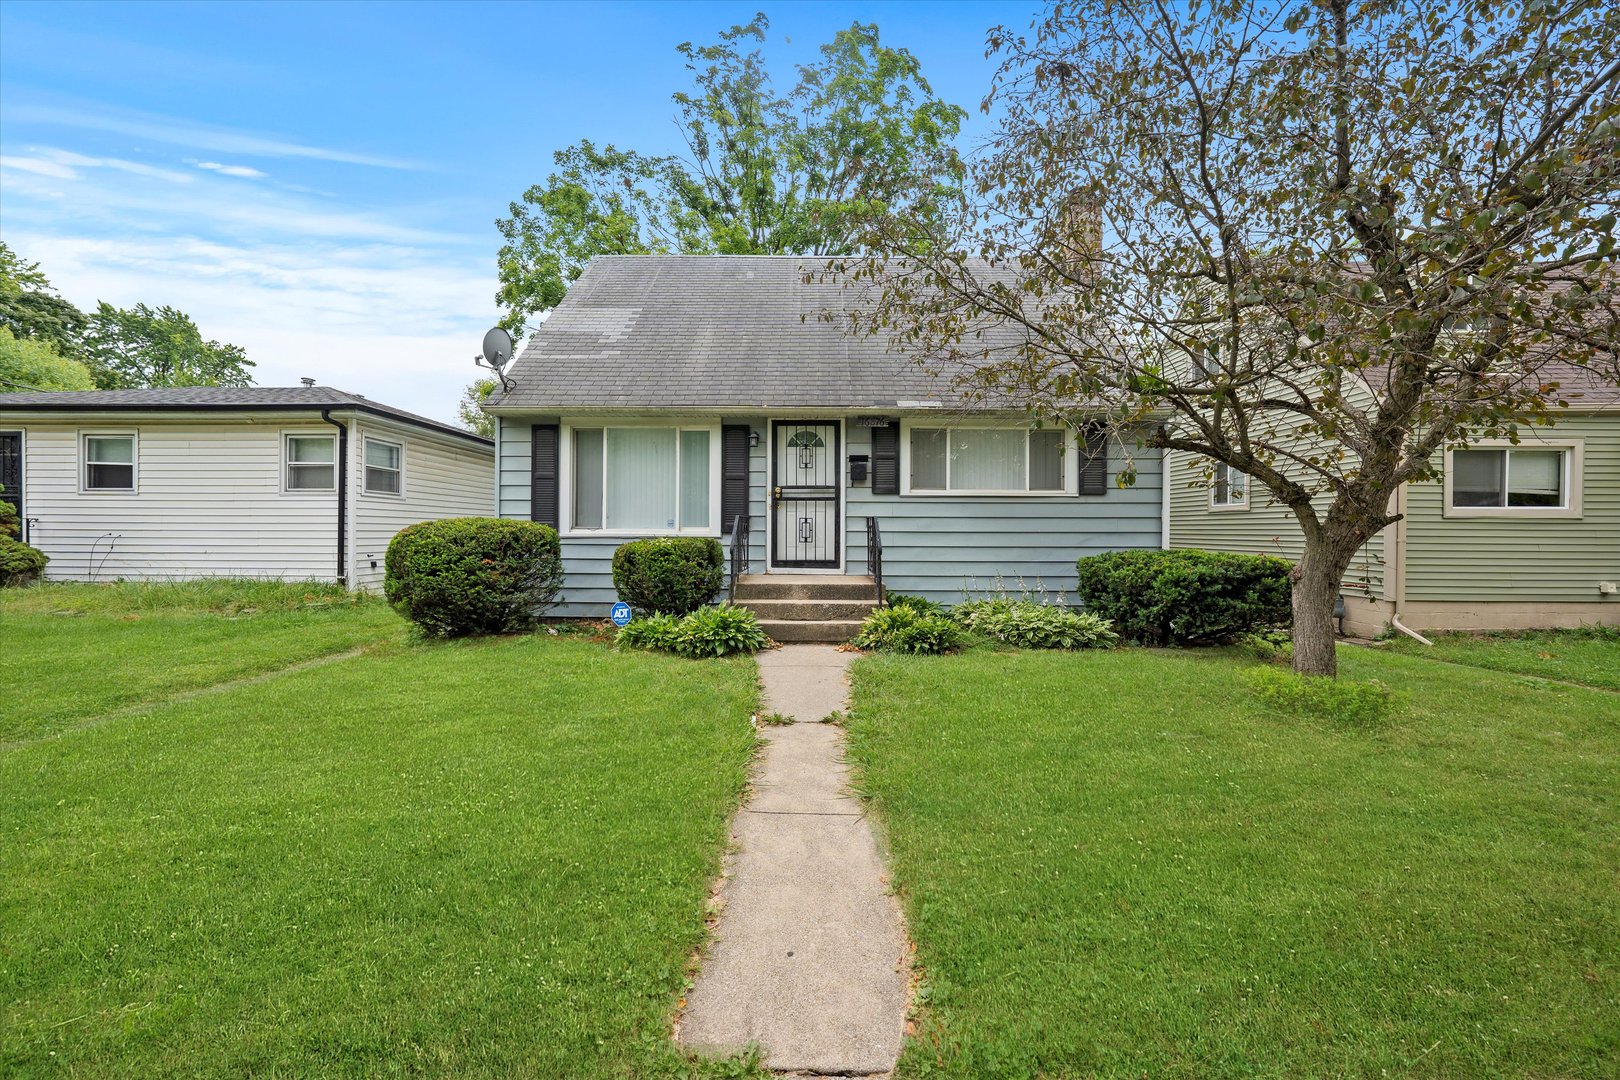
0;0;1026;420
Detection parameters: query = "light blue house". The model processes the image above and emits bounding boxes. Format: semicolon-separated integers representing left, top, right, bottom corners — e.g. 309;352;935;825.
485;256;1165;639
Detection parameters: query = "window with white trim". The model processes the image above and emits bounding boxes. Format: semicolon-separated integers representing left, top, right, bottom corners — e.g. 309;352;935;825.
1211;462;1248;508
285;434;336;491
83;434;135;491
571;426;713;531
906;426;1067;494
364;439;402;495
1450;447;1567;509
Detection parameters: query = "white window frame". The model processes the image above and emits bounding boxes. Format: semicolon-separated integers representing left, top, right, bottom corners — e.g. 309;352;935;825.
1443;438;1583;520
362;436;405;497
898;420;1078;497
282;432;338;495
559;419;723;537
1209;462;1249;511
80;431;138;494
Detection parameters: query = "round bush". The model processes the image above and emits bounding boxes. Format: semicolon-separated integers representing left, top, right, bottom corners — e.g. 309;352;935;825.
384;517;562;637
0;536;48;587
611;537;724;615
1075;548;1291;646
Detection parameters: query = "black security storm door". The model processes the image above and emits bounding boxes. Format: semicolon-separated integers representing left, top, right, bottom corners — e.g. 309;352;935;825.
0;433;21;542
770;420;840;568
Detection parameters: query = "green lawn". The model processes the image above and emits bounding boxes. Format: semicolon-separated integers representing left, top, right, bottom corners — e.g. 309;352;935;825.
1;581;407;743
1382;625;1620;691
848;646;1619;1078
2;588;762;1079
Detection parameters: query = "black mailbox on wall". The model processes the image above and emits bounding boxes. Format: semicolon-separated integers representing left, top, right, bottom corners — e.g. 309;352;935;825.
848;454;870;485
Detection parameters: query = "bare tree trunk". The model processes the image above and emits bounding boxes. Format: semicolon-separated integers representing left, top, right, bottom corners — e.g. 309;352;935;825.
1290;535;1360;678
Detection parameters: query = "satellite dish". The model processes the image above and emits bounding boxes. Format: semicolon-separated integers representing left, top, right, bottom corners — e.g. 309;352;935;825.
481;327;514;370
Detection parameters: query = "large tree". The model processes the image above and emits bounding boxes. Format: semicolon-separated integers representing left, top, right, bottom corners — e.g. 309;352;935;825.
495;13;966;335
840;0;1619;676
0;241;88;360
85;302;254;389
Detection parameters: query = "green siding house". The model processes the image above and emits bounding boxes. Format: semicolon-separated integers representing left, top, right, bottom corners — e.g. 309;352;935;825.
1169;368;1620;635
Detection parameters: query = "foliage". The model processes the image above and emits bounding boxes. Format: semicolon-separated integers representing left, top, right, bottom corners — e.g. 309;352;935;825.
84;301;253;389
1237;628;1295;665
884;591;944;615
0;535;48;586
457;377;496;437
0;241;88;360
495;14;966;333
1075;549;1292;646
0;326;96;391
839;0;1620;677
1245;667;1398;728
615;604;769;658
0;483;18;539
954;599;1118;650
611;536;724;615
384;517;562;637
854;604;964;654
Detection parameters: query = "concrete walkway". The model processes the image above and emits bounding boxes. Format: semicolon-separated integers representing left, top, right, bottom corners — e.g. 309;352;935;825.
678;645;908;1075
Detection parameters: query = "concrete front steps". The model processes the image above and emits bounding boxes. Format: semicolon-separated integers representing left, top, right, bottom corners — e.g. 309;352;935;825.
735;574;878;644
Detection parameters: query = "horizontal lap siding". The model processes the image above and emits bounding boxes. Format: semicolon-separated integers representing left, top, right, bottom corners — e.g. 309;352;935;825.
350;422;496;591
1402;417;1620;602
18;422;338;582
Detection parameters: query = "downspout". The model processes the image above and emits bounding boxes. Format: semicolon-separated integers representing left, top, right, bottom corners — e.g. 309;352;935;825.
1159;445;1172;549
320;409;349;587
1386;481;1430;645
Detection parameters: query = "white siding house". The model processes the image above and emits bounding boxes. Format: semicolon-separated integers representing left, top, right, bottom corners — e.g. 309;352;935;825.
0;386;495;590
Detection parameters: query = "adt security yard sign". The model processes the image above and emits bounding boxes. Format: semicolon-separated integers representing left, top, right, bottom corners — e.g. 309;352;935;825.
610;601;633;627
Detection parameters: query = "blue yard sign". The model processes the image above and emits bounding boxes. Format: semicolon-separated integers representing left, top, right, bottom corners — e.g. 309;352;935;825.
610;601;632;627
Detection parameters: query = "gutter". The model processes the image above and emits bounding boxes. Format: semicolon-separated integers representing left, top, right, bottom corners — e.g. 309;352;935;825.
320;409;349;586
0;401;493;449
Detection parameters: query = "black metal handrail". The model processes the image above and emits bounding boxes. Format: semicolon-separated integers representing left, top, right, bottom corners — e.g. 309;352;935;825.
866;515;884;607
727;514;751;602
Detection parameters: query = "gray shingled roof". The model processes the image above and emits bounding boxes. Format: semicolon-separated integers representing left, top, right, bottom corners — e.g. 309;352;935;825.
0;385;492;445
488;255;1017;411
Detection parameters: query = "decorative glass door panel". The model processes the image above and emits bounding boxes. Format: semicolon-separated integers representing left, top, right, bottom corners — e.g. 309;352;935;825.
771;421;840;568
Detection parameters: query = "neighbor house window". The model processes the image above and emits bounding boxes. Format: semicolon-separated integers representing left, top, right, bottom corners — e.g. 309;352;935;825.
1211;462;1248;509
1450;447;1568;510
906;426;1068;494
83;434;135;491
364;439;402;495
570;426;713;531
285;434;336;491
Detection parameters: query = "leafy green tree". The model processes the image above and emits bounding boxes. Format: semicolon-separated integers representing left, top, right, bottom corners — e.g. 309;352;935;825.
0;241;88;359
457;377;497;438
85;302;254;389
842;0;1619;676
495;13;965;334
0;327;98;391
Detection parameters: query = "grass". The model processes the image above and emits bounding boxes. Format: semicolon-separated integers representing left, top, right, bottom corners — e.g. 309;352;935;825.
1382;624;1620;691
847;645;1619;1078
0;581;407;743
2;583;765;1079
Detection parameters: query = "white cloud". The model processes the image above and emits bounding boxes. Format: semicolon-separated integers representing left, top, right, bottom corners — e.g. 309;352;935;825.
196;161;269;179
1;147;196;184
0;154;76;179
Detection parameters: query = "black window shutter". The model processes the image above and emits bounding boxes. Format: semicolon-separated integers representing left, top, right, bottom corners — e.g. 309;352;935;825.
531;424;560;527
870;422;900;495
721;424;751;535
1078;423;1107;496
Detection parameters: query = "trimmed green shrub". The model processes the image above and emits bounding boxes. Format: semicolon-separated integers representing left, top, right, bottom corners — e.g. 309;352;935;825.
956;600;1118;649
615;605;768;657
384;517;562;637
611;537;724;616
1245;667;1397;727
1075;549;1292;645
854;605;965;655
884;591;945;616
673;604;769;657
0;536;48;587
0;483;19;540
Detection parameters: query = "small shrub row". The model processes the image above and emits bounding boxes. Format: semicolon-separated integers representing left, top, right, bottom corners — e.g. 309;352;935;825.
0;536;48;587
954;599;1118;650
615;603;768;657
853;605;965;655
611;538;724;616
385;517;563;637
1244;666;1397;727
1075;548;1291;645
